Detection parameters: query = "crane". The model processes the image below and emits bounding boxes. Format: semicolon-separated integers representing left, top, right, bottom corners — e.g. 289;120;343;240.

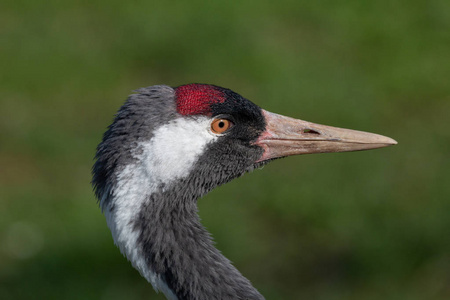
92;84;396;300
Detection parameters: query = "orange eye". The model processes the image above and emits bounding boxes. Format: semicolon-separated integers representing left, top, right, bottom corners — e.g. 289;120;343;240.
211;118;233;134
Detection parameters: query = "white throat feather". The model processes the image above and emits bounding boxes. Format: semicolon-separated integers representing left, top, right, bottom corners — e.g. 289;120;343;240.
101;116;217;298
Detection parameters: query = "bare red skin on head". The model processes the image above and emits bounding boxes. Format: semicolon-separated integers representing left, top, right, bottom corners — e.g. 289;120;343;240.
175;84;226;116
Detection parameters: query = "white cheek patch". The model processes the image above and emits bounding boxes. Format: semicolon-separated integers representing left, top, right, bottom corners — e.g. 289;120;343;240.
103;116;217;299
141;116;217;185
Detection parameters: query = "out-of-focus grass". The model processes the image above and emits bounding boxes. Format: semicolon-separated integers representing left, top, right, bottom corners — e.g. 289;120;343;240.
1;1;449;299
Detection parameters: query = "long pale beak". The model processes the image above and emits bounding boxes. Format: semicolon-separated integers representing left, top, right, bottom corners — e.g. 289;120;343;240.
255;110;397;162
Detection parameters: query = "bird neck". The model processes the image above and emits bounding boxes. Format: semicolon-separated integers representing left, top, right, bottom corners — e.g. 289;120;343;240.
105;167;264;300
138;193;264;300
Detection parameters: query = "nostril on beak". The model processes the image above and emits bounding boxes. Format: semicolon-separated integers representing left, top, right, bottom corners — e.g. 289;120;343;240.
303;129;320;135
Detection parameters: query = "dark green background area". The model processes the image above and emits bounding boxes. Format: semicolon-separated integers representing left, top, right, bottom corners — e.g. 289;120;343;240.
1;1;449;299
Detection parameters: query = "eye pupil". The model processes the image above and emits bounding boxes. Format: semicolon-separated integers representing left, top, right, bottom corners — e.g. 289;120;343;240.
219;122;225;128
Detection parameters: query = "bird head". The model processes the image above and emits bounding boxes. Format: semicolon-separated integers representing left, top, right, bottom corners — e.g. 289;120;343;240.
93;83;396;209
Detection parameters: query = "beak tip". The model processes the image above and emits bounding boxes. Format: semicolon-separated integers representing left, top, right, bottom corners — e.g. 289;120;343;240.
384;136;398;146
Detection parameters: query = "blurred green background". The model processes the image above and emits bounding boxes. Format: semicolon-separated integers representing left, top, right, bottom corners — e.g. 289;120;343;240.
1;0;449;299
